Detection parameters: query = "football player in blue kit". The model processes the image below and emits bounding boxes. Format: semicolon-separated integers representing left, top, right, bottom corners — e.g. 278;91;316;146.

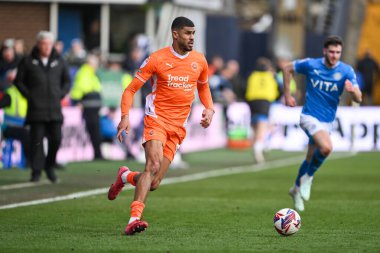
283;36;362;211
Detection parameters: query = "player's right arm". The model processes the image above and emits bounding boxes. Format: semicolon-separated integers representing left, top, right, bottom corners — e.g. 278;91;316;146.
283;62;297;107
117;55;156;142
117;78;145;142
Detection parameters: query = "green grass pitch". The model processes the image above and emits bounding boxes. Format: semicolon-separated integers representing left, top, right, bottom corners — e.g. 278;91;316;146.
0;149;379;252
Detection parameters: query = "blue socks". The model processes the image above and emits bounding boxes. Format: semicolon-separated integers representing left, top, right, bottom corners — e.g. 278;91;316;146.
295;149;327;186
307;149;327;176
295;160;309;187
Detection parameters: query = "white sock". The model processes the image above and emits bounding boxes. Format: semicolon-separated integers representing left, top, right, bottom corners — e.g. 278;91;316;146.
128;217;140;224
292;184;300;192
254;141;264;152
121;171;130;184
301;174;313;182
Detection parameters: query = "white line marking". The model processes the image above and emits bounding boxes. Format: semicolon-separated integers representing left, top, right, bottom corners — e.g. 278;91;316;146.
0;180;51;190
0;153;355;210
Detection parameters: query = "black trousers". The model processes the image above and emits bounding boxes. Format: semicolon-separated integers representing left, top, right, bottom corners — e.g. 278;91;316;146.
3;125;31;166
29;121;62;179
83;108;103;159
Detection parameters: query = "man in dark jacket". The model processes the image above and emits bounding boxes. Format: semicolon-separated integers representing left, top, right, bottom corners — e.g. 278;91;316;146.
15;31;71;182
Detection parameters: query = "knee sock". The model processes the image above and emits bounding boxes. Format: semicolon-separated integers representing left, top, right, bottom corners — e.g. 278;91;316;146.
121;170;140;186
127;171;140;186
129;200;145;224
295;160;309;187
307;149;327;177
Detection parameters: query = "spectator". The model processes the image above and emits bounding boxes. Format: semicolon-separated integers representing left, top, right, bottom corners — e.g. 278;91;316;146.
0;41;20;90
84;19;100;52
64;38;87;68
208;55;224;76
0;42;30;168
123;47;145;74
209;67;236;106
357;49;380;105
54;40;64;56
0;83;30;168
71;54;103;160
225;59;244;101
14;39;26;58
100;107;135;160
15;31;71;182
245;57;280;163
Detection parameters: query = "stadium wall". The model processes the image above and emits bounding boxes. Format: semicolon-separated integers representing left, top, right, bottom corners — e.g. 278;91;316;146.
1;103;379;167
227;102;380;152
0;2;49;51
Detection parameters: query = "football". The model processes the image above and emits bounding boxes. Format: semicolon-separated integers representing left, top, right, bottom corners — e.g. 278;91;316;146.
273;208;301;236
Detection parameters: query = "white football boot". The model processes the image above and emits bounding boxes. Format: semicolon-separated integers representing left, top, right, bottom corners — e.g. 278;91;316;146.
299;174;314;201
289;185;305;212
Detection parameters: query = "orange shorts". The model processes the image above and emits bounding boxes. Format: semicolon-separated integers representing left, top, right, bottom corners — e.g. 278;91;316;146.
142;116;186;161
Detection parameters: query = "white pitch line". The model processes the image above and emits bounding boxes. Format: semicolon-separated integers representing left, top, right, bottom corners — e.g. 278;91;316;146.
0;152;355;210
0;180;51;190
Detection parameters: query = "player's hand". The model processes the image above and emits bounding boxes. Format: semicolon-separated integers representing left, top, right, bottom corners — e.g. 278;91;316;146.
117;115;130;142
344;79;354;93
285;95;297;107
200;108;214;128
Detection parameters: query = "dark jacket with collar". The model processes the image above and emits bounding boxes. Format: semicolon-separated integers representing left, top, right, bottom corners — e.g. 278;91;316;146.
15;46;71;123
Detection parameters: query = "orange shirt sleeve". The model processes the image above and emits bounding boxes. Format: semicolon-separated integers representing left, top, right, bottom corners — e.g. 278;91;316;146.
120;77;145;116
197;82;214;110
198;54;209;84
197;56;214;110
135;55;157;83
121;54;157;116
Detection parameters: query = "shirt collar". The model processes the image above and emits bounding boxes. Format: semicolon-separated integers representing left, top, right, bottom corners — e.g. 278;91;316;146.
170;46;190;59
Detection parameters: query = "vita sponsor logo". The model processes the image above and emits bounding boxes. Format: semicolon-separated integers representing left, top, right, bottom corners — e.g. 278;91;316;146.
310;78;339;92
167;74;193;91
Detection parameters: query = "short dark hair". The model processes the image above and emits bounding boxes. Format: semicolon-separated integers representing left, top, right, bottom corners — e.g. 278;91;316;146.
323;35;343;48
171;16;194;31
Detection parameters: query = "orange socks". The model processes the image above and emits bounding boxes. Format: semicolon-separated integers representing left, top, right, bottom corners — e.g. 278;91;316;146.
126;171;140;186
130;200;145;219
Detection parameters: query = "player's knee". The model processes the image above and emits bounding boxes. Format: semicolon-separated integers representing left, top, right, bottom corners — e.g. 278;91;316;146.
320;145;332;157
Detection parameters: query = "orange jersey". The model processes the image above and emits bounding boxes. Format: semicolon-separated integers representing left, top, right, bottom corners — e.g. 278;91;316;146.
135;46;210;126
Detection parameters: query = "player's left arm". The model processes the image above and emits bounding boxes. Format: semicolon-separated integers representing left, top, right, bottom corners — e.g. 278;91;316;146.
345;67;362;103
197;56;215;128
345;80;362;103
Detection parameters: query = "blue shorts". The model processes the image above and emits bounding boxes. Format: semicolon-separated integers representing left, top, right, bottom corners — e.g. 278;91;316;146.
251;114;268;124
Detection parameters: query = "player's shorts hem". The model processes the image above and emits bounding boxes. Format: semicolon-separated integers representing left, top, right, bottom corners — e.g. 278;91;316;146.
300;113;333;137
143;116;186;162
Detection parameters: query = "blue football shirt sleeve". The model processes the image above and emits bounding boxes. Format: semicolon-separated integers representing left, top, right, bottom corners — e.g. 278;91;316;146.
346;66;359;87
293;58;310;75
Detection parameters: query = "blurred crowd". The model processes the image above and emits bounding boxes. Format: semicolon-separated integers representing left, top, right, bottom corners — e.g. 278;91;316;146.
0;31;379;171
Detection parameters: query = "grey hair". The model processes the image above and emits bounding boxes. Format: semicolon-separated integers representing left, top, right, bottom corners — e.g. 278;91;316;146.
36;31;55;42
86;54;99;68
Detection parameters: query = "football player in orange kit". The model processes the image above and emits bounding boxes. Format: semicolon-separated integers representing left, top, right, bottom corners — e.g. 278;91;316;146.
107;16;215;235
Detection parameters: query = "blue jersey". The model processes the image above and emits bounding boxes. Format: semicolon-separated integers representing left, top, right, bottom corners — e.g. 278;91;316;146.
293;58;358;122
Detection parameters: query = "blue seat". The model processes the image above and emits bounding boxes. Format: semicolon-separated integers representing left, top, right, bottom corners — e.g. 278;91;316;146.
1;138;26;169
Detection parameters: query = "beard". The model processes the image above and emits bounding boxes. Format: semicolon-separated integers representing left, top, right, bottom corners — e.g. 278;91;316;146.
324;55;337;67
179;41;193;52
